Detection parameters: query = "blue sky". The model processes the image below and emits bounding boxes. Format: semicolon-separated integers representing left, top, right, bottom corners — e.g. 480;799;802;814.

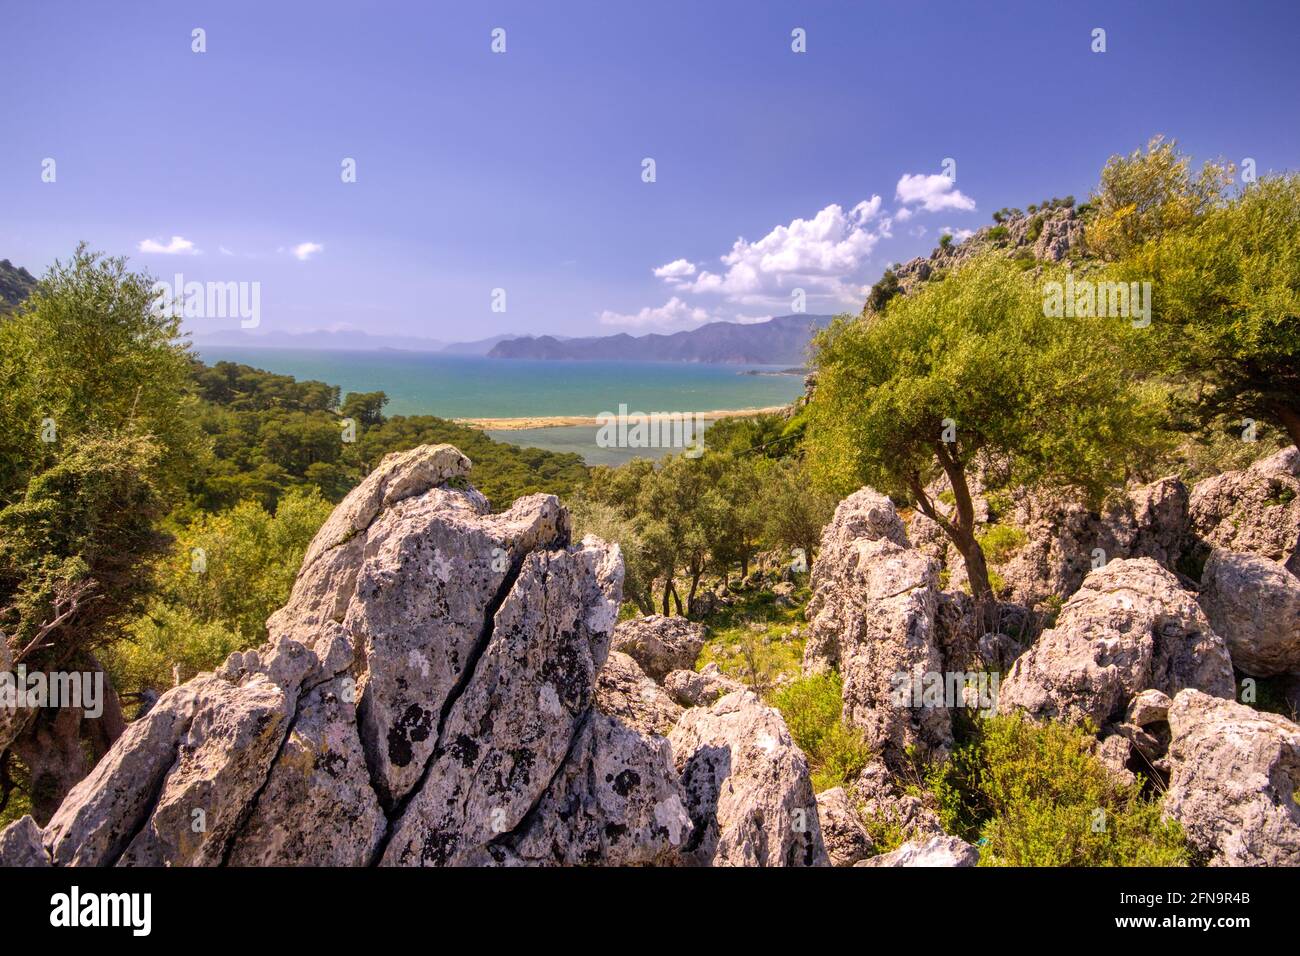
3;0;1298;342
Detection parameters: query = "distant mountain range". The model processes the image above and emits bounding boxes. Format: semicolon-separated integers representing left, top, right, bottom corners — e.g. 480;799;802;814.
487;314;833;364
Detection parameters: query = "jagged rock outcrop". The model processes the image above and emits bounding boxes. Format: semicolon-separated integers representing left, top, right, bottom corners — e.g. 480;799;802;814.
857;834;980;867
854;757;944;840
20;445;733;868
0;815;49;867
996;477;1190;608
1189;446;1300;575
611;615;706;681
999;558;1235;727
593;651;683;737
1164;689;1300;866
1199;549;1300;677
815;787;872;867
669;690;828;867
803;488;950;767
663;663;743;708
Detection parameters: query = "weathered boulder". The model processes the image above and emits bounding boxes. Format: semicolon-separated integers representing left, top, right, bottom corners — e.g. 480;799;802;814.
857;834;979;867
815;787;872;867
804;488;950;767
0;815;50;867
611;615;706;681
669;690;828;867
664;663;743;708
1189;446;1300;575
1199;549;1300;677
999;558;1234;727
31;445;721;868
854;757;944;840
1127;688;1172;727
1164;689;1300;866
594;651;683;737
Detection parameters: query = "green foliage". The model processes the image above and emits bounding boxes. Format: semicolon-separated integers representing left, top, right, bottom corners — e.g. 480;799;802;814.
697;585;807;688
807;254;1166;509
985;225;1010;244
865;268;901;314
1087;135;1233;262
185;361;588;513
0;245;202;500
0;433;167;665
107;489;333;695
929;713;1189;866
770;671;872;792
976;523;1027;564
1125;174;1300;447
938;233;953;251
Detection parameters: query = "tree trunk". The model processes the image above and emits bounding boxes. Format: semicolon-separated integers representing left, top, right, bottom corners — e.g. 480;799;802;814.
662;576;673;616
670;582;684;617
912;448;999;635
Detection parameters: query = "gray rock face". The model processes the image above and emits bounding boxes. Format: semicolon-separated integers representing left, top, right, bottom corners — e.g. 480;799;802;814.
997;477;1190;608
30;444;739;868
1199;549;1300;677
611;615;706;681
669;690;828;867
664;663;744;708
815;787;872;867
999;559;1235;727
854;757;944;840
857;834;979;867
1164;689;1300;866
1189;446;1300;575
0;816;50;867
804;488;949;767
594;651;683;737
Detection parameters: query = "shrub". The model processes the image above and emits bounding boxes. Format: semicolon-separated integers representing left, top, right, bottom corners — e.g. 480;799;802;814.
929;713;1189;866
770;671;873;792
977;523;1028;564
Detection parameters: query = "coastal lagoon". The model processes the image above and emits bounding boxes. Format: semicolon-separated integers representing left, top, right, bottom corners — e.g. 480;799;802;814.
195;347;804;464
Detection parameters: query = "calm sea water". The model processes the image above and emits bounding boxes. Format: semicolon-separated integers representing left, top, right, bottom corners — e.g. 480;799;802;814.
194;347;804;464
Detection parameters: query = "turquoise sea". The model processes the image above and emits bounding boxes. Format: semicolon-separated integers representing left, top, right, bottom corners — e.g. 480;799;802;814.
195;347;805;465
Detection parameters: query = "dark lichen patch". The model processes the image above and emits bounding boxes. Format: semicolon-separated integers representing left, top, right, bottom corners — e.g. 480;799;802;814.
387;703;433;767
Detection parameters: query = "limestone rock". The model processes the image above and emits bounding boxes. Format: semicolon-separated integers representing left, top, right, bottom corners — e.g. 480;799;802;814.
227;675;386;866
31;444;825;868
854;758;944;840
485;712;692;866
999;559;1234;726
664;663;744;708
0;816;50;867
816;787;871;867
669;690;828;867
611;615;706;681
805;488;949;765
857;834;979;867
594;651;683;737
1189;446;1300;575
1164;689;1300;866
1199;549;1300;677
1127;689;1173;727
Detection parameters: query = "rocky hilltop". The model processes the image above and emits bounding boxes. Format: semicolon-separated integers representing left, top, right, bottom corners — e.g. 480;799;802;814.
4;441;1297;867
1;445;826;867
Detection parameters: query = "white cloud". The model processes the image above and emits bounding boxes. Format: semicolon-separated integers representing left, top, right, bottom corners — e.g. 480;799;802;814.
653;258;697;280
895;173;976;213
218;245;235;256
598;296;712;328
291;242;323;261
138;235;198;255
939;225;975;241
670;198;887;308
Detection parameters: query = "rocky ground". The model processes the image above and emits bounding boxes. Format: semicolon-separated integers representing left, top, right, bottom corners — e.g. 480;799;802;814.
2;441;1297;867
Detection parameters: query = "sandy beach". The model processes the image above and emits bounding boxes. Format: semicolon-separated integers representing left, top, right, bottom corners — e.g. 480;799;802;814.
456;405;790;431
